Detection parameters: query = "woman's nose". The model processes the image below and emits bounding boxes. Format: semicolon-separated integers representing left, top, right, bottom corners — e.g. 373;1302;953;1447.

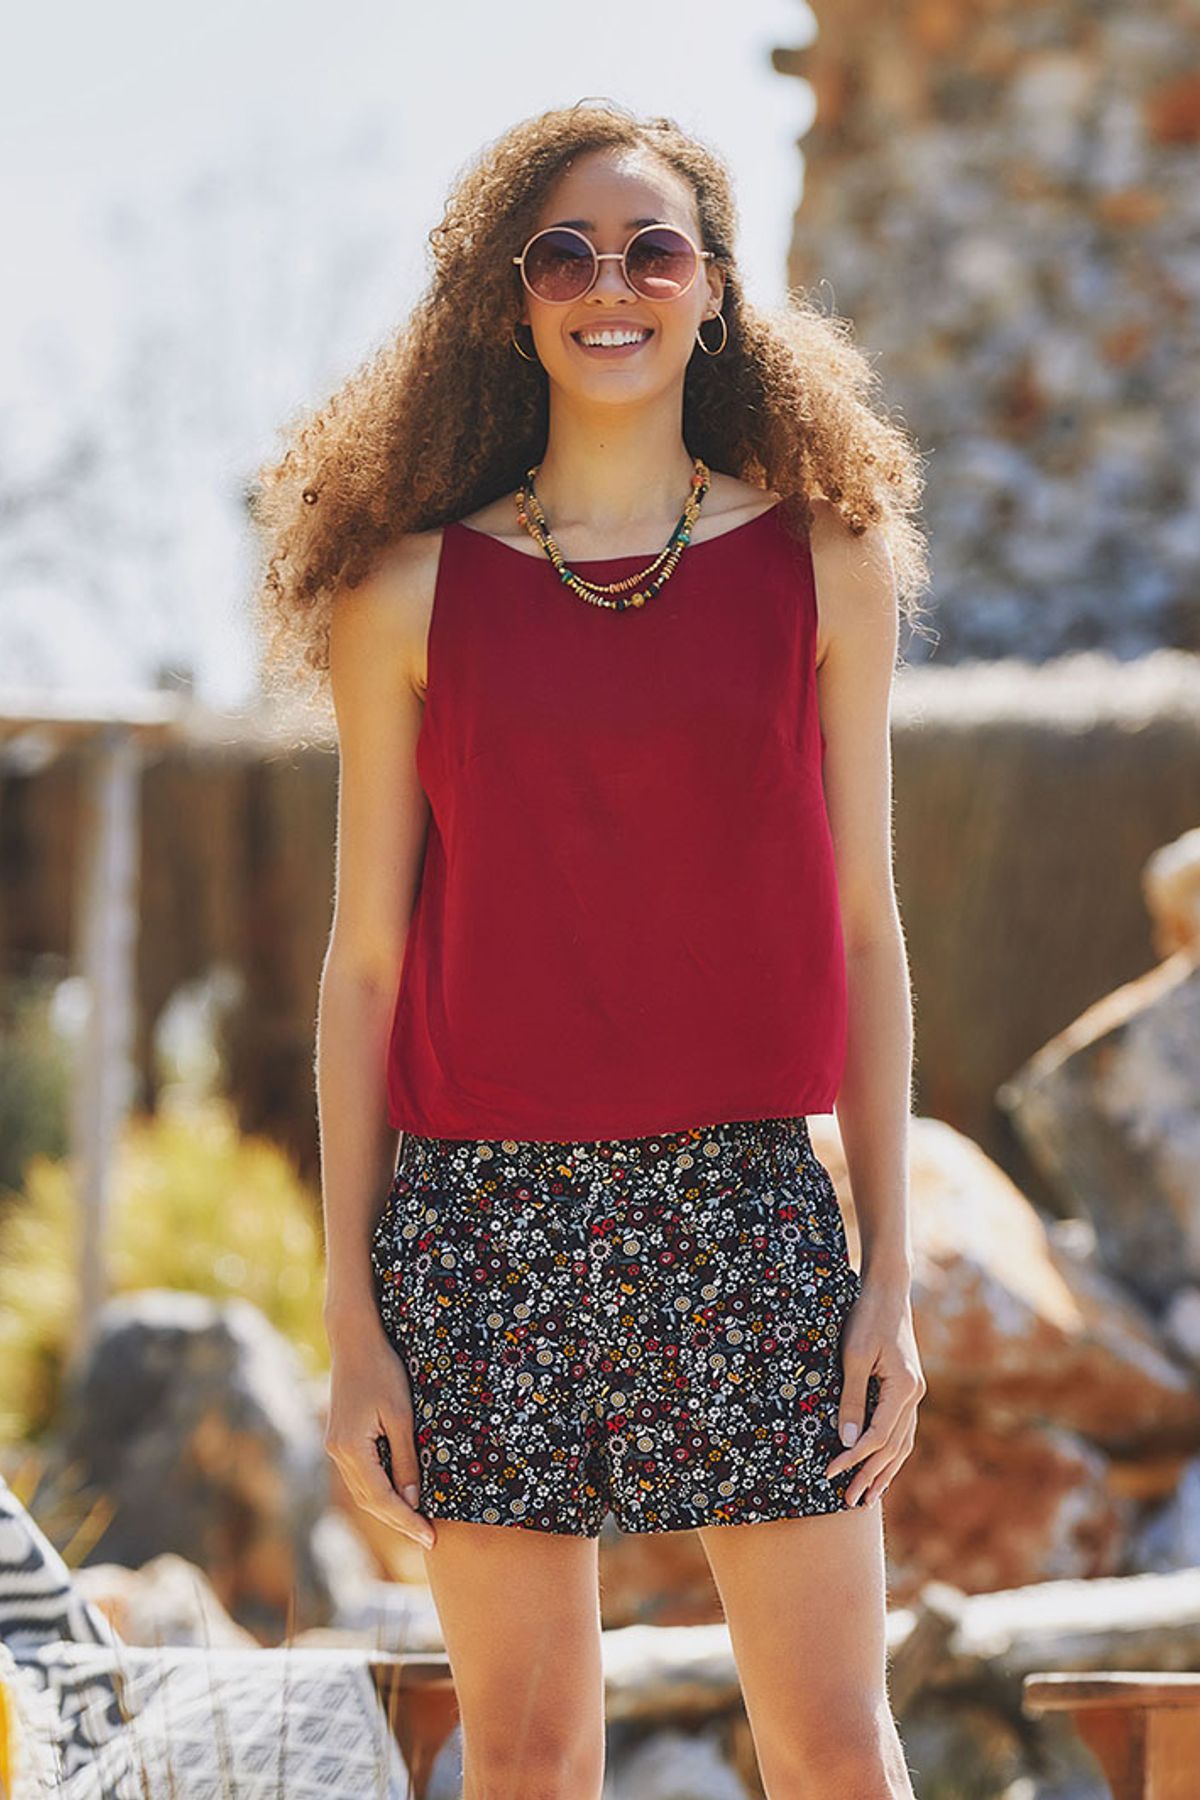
592;253;634;298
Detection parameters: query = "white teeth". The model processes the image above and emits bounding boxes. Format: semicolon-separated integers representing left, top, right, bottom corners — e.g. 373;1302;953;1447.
577;328;650;347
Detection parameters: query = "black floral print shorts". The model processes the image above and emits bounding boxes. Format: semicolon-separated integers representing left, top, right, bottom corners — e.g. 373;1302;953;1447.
370;1114;881;1536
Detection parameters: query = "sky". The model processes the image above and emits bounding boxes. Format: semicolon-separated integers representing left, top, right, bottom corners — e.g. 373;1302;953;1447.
1;0;818;704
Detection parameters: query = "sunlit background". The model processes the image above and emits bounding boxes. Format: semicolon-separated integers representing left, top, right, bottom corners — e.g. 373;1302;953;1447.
2;0;810;703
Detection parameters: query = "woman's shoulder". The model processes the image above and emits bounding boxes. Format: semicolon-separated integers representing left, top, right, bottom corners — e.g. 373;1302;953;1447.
454;493;540;556
805;495;898;671
334;528;445;627
459;493;516;533
704;472;782;516
328;526;447;694
806;492;894;579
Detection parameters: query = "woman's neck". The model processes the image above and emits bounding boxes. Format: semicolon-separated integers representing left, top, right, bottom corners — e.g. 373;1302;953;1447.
531;398;699;537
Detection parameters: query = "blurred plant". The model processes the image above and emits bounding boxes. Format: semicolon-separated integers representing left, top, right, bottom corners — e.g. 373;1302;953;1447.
0;972;72;1193
0;1098;328;1446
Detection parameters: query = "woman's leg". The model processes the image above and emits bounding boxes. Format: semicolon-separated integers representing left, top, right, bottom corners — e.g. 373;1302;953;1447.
423;1519;606;1800
698;1505;913;1800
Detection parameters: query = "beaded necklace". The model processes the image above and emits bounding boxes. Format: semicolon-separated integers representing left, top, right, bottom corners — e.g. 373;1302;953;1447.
514;458;711;611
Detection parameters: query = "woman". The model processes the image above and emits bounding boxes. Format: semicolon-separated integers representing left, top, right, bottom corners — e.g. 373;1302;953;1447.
252;99;929;1800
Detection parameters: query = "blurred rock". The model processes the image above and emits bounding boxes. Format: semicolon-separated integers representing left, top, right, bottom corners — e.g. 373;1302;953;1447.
999;948;1200;1307
308;1505;383;1624
880;1409;1131;1602
946;1563;1200;1680
72;1550;255;1648
53;1289;336;1641
604;1727;751;1800
813;1116;1200;1453
598;1520;723;1631
774;2;1200;662
890;1696;1032;1800
1143;825;1200;957
603;1623;743;1723
1162;1283;1200;1371
1127;1456;1200;1574
308;1574;445;1652
897;1694;1108;1800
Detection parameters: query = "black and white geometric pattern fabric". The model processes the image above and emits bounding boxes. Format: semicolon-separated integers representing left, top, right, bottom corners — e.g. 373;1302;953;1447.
0;1475;413;1798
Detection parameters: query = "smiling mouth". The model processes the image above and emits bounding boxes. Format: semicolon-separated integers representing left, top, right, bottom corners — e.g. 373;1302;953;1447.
571;327;655;353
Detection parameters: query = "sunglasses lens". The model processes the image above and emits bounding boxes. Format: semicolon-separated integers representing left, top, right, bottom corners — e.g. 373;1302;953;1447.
625;227;699;299
522;229;595;301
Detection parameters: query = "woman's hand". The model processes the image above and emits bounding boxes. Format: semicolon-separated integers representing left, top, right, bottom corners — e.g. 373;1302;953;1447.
324;1317;437;1550
825;1269;925;1508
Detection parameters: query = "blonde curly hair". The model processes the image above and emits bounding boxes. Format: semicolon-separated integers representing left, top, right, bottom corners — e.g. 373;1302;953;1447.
248;98;931;700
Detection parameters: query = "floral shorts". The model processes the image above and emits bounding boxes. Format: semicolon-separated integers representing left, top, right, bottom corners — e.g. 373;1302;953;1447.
370;1114;880;1536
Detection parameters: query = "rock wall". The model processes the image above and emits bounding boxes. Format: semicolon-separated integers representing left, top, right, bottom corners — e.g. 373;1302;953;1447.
775;1;1200;660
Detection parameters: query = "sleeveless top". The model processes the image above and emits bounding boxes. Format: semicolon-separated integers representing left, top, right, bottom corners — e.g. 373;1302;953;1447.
385;499;848;1142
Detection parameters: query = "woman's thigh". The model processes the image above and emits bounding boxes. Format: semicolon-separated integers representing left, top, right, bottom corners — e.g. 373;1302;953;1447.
699;1504;893;1786
424;1519;606;1793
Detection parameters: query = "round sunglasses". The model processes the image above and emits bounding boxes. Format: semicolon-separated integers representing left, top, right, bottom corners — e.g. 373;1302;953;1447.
512;224;715;305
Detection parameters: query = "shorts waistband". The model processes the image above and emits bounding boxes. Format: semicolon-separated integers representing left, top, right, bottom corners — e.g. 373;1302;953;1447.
397;1114;813;1172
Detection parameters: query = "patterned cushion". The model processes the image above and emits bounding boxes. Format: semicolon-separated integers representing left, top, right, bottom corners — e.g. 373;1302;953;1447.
0;1476;412;1797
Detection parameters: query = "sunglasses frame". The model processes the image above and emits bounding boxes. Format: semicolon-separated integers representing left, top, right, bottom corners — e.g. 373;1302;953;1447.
512;223;715;305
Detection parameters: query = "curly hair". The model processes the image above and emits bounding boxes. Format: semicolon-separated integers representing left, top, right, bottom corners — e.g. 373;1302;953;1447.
248;98;931;701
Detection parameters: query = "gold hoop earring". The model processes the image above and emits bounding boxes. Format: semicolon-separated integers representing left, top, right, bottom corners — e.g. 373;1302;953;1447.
695;311;728;356
511;322;539;363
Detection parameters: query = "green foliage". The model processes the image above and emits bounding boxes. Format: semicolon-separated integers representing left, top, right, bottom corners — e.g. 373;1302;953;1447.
0;1100;329;1447
0;975;72;1192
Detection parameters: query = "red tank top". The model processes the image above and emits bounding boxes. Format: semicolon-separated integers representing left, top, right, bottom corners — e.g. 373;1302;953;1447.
385;499;847;1141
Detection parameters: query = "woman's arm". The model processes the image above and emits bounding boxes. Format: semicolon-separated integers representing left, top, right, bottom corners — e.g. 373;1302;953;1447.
810;496;925;1507
317;531;442;1547
319;532;436;1335
810;497;914;1285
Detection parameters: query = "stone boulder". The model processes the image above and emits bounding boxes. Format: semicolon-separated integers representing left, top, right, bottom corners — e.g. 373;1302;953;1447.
52;1289;335;1640
880;1409;1131;1602
813;1115;1200;1454
999;946;1200;1308
815;1115;1200;1601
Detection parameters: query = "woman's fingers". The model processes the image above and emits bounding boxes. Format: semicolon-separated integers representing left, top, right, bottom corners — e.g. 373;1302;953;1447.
376;1413;423;1505
328;1429;437;1548
859;1450;906;1507
324;1342;438;1548
842;1420;915;1507
826;1393;895;1484
363;1431;437;1547
826;1359;923;1500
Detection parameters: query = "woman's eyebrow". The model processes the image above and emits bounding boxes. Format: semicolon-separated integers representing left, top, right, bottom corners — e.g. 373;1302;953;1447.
546;216;669;231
